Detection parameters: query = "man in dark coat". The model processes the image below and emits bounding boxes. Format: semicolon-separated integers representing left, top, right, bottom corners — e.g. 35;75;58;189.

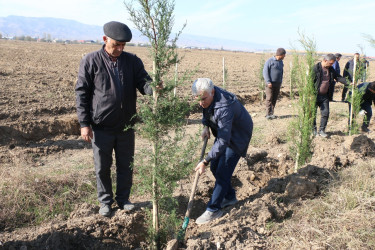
313;54;346;137
192;78;253;224
342;53;360;101
75;21;153;216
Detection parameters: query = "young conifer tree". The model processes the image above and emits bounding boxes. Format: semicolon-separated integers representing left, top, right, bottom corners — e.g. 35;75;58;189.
257;55;265;102
289;54;299;99
124;0;199;248
288;32;317;171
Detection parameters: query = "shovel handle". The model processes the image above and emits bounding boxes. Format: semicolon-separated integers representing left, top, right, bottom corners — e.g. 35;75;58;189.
184;136;208;218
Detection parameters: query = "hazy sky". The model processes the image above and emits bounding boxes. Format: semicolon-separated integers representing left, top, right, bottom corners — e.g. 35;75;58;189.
1;0;375;55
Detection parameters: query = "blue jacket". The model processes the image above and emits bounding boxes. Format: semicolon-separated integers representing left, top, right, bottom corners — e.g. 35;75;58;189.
263;56;284;86
202;87;253;162
332;60;341;76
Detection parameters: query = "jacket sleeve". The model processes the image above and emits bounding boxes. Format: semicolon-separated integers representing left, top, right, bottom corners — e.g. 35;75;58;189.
204;107;234;163
263;59;271;84
75;56;93;128
332;68;347;85
134;55;153;95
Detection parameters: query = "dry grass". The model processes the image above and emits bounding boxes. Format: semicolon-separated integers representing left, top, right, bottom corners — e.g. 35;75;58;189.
267;159;375;249
0;150;97;230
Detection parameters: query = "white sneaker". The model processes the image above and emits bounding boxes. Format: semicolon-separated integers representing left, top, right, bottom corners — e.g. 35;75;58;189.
99;204;112;217
121;201;135;211
195;210;223;225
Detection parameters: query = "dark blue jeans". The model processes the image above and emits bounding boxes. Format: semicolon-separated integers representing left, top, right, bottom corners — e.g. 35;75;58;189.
361;101;372;128
206;146;241;212
92;128;135;206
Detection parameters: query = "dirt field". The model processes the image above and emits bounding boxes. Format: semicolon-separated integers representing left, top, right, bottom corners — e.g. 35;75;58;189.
1;40;375;249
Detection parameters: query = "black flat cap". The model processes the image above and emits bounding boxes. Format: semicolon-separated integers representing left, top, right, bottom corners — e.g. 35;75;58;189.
103;21;132;42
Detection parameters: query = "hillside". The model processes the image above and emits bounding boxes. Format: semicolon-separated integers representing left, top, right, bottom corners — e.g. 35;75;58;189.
0;15;275;51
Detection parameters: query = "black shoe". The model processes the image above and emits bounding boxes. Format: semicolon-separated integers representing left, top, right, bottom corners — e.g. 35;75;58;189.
362;127;371;133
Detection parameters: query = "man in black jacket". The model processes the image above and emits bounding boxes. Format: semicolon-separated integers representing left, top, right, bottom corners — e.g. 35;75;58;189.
313;54;346;137
75;21;153;216
342;53;360;101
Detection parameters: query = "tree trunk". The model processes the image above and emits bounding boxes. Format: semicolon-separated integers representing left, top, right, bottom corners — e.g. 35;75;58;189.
349;59;357;135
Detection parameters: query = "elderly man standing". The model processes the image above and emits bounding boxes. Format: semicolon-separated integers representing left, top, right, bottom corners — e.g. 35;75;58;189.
263;48;286;119
313;54;346;137
75;21;153;216
192;78;253;224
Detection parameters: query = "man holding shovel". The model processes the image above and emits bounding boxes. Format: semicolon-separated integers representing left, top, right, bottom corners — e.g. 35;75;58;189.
192;78;253;224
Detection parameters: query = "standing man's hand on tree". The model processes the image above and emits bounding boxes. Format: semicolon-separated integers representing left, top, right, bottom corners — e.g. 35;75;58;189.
201;126;210;140
81;126;93;143
267;83;272;88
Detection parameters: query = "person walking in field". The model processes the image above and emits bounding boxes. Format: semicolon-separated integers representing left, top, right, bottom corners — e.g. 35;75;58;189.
329;53;342;101
342;53;360;101
313;54;347;137
192;78;253;224
75;21;154;217
263;48;286;119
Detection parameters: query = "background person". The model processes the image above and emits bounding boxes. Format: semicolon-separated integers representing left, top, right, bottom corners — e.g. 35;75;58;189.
75;21;153;217
313;54;346;137
342;53;360;101
263;48;286;119
192;78;253;225
329;53;342;101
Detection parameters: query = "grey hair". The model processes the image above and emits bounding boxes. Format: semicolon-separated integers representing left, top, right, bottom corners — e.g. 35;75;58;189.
324;54;336;61
192;78;214;96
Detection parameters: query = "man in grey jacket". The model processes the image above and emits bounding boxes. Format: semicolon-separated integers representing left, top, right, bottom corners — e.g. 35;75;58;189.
192;78;253;224
75;21;153;217
263;48;286;119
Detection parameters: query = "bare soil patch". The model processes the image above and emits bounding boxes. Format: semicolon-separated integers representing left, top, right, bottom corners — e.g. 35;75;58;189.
1;40;374;249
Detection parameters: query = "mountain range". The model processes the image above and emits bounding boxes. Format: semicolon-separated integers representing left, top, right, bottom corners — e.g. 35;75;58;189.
0;15;276;52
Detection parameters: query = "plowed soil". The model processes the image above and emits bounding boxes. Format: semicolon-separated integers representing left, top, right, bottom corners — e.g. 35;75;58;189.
1;40;374;249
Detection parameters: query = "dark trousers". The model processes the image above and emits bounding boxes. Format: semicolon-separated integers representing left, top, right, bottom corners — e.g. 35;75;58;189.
207;146;241;212
92;128;135;206
314;94;330;132
328;82;336;101
362;101;372;128
348;100;372;128
342;84;350;101
265;85;281;116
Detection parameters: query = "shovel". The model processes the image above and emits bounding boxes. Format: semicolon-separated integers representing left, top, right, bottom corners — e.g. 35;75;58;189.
177;136;208;241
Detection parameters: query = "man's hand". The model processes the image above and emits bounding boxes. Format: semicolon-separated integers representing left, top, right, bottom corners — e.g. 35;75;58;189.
201;126;210;140
195;161;206;175
81;126;93;143
267;83;272;88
